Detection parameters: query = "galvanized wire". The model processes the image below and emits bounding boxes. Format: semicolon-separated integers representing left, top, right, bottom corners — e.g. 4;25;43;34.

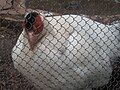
0;0;120;90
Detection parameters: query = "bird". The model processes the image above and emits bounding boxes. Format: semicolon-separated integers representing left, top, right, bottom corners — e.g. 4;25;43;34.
12;11;120;90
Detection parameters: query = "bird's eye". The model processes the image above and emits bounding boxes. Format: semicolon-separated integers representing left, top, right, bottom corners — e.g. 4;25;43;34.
25;21;32;30
25;12;39;31
25;13;36;31
26;13;31;20
26;13;35;24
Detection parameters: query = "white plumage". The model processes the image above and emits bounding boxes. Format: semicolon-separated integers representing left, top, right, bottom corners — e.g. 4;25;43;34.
12;13;120;90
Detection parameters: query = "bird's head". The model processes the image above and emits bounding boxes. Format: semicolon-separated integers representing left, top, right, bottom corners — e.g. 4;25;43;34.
24;11;44;34
23;11;44;50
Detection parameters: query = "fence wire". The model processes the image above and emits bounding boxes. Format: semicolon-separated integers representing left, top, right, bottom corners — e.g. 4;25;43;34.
0;0;120;90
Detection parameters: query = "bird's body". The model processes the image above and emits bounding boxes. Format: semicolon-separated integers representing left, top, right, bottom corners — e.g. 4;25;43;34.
12;14;120;90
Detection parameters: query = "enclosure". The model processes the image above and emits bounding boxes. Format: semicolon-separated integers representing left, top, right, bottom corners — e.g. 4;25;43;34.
0;0;120;90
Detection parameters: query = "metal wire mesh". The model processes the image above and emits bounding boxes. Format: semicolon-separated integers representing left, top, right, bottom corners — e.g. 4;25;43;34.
0;0;120;90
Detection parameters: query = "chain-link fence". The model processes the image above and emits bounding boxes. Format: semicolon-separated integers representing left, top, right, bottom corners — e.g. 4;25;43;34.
0;0;120;90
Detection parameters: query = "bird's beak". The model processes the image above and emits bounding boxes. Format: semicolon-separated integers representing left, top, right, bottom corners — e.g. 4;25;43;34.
22;21;35;50
26;25;45;51
27;30;37;50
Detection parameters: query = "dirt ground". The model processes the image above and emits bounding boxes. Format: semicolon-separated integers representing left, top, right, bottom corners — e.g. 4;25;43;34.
0;0;120;90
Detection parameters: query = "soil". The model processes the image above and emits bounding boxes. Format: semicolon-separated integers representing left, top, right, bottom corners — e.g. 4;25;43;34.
0;0;120;90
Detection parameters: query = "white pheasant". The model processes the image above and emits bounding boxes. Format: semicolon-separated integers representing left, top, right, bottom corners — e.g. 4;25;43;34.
12;11;120;90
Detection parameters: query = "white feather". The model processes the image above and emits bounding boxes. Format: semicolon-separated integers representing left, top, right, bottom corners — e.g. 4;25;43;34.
12;14;119;90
